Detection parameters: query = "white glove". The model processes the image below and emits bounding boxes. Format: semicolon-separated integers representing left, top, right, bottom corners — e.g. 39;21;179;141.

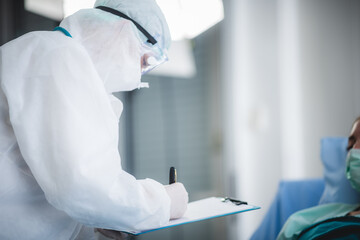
164;182;189;219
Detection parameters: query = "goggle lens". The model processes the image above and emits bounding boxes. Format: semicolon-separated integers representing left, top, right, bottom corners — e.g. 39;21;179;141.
141;46;168;75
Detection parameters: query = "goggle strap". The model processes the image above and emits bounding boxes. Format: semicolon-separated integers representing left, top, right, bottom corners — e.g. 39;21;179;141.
95;6;157;45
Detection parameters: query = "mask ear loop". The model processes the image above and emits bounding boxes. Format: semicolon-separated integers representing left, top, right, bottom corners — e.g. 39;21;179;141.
95;6;157;45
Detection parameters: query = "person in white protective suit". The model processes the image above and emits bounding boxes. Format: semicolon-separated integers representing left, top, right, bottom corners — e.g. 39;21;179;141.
0;0;188;239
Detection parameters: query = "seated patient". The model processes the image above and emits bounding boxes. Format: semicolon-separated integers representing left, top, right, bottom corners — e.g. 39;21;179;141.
277;117;360;240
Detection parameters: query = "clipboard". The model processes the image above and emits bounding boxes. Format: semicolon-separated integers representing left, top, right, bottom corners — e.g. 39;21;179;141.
124;197;260;235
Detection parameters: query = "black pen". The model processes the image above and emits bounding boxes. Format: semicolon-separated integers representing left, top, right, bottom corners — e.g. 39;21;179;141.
169;167;177;184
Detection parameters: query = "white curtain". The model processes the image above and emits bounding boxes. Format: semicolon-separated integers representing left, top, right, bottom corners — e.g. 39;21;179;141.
221;0;360;239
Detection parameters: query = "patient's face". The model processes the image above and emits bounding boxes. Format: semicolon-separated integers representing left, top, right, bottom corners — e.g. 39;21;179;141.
347;119;360;151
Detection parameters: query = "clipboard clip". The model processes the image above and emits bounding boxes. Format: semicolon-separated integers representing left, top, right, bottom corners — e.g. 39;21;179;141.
222;197;248;205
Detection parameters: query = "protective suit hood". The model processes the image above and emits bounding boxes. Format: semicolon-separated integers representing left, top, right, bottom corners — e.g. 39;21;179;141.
59;0;171;93
60;9;146;93
94;0;171;51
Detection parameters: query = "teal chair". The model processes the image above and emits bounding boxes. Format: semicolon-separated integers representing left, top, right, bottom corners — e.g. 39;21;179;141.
250;137;360;240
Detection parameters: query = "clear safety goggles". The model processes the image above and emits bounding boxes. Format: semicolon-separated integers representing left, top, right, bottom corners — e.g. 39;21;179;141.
96;6;169;75
140;42;168;75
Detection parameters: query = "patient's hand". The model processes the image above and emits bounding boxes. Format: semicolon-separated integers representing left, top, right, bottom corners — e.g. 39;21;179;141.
348;210;360;216
347;206;360;216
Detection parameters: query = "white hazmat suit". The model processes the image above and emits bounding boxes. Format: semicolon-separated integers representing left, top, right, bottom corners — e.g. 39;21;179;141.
0;0;187;239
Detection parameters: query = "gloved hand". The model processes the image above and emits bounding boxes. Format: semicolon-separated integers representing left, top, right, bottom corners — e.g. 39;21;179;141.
164;182;189;219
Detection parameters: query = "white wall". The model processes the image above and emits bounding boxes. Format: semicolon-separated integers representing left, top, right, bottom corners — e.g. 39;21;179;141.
221;0;360;239
222;0;282;238
298;0;360;177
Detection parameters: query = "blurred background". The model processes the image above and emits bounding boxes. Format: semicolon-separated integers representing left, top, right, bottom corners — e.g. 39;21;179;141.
1;0;360;239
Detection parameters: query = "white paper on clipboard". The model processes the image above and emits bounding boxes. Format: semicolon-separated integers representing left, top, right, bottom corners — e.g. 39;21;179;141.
125;197;260;235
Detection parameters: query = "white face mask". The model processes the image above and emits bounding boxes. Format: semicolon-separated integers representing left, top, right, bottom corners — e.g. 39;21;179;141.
94;21;146;93
63;10;149;93
101;28;142;93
